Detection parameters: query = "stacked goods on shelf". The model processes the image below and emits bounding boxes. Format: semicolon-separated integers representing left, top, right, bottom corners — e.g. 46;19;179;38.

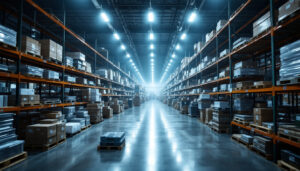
110;98;122;114
197;94;212;123
26;123;57;147
233;60;260;78
38;119;66;143
278;0;300;22
216;19;226;32
86;62;92;73
21;36;41;56
280;150;300;170
64;75;76;83
14;112;40;139
219;49;229;58
69;118;85;129
253;108;273;126
39;39;62;63
82;88;101;102
252;136;272;156
64;96;76;103
212;101;230;132
188;100;199;117
87;103;103;123
252;11;271;37
99;132;125;147
0;24;17;47
21;65;44;77
180;98;189;114
0;82;8;107
108;69;114;81
205;30;215;43
65;56;73;67
128;99;133;108
43;70;60;80
8;88;40;107
278;125;300;141
103;106;113;118
95;68;108;79
233;97;254;124
232;37;250;50
234;81;253;90
76;77;87;84
278;40;300;84
193;41;203;55
66;52;86;71
0;113;25;162
218;67;229;78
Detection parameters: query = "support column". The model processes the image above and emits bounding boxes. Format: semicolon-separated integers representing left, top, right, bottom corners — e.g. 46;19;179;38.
16;0;23;106
61;0;66;103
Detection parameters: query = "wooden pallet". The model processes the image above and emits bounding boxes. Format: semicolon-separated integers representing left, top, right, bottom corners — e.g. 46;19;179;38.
233;119;250;126
250;124;273;134
97;142;125;151
231;134;251;148
67;131;81;137
249;145;272;160
64;100;76;103
234;86;252;90
277;160;300;171
250;84;272;89
0;42;17;50
25;138;66;151
0;152;27;170
81;124;91;131
278;133;300;143
25;51;42;58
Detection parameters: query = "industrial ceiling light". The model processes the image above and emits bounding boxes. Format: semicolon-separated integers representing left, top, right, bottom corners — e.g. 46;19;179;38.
168;63;171;66
129;59;133;63
126;53;130;58
172;53;176;58
148;10;154;22
121;44;126;50
188;11;197;23
113;33;120;40
170;59;173;63
180;33;186;40
149;32;154;40
150;52;154;57
101;12;109;23
175;44;180;50
151;58;154;62
150;44;154;49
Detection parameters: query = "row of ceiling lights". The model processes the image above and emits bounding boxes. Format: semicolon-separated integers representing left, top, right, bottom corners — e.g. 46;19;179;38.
160;10;198;83
100;11;144;82
148;8;155;83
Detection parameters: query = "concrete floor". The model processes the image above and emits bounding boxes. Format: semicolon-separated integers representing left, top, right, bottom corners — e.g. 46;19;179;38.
10;100;280;171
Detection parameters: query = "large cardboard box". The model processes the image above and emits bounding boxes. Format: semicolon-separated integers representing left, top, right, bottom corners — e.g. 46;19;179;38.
253;108;273;125
111;104;121;114
56;122;66;142
205;108;213;124
56;43;63;63
39;119;58;124
279;0;300;21
253;12;271;37
26;124;57;145
40;39;56;61
103;106;113;118
43;112;62;119
216;20;226;32
21;36;41;56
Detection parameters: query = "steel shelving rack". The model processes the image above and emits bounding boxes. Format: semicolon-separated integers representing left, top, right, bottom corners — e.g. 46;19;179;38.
163;0;300;161
0;0;137;113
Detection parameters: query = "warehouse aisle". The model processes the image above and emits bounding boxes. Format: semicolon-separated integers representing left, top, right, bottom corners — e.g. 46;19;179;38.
11;100;279;171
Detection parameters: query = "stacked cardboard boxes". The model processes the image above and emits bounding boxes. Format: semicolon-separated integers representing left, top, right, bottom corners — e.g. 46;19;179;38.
253;108;273;125
39;39;62;63
87;103;103;124
21;36;41;56
103;106;113;118
0;24;17;47
26;124;57;146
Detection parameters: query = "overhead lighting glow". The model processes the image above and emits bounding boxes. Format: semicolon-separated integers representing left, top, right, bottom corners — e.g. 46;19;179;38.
172;53;176;58
148;10;154;22
150;44;154;49
168;63;171;66
101;12;109;23
150;52;154;57
175;44;180;50
180;33;186;40
126;53;130;58
170;59;173;63
121;44;126;50
113;33;120;40
188;11;197;23
149;32;154;40
129;59;133;63
151;58;154;62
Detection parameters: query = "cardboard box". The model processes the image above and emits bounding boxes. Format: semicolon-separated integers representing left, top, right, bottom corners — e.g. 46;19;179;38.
279;0;300;21
66;52;85;61
253;12;271;37
56;43;63;63
205;108;213;124
21;36;41;56
26;124;57;145
205;30;215;43
103;106;113;118
40;39;56;61
111;104;121;114
39;119;58;124
253;108;273;125
216;20;226;32
44;112;62;119
56;122;66;142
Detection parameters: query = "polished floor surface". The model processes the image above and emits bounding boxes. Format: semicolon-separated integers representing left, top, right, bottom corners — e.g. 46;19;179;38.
10;100;280;171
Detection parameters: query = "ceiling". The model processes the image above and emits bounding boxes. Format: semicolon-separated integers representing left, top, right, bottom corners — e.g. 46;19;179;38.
4;0;254;83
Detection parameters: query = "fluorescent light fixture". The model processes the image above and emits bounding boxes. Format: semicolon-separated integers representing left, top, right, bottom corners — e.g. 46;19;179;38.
129;59;133;63
170;59;173;63
121;44;126;50
151;63;154;66
131;63;134;66
149;32;154;40
101;12;109;23
168;63;171;66
126;53;130;58
151;58;154;62
180;33;186;40
150;52;154;57
148;10;154;22
175;44;180;50
172;53;176;58
188;11;197;23
150;44;154;49
113;33;120;40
